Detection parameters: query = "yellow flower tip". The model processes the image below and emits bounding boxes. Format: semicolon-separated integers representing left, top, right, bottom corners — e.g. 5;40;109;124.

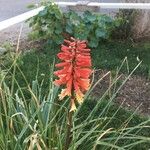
70;99;77;112
70;104;77;112
58;88;72;100
76;92;84;104
70;107;76;112
58;94;63;100
58;89;66;100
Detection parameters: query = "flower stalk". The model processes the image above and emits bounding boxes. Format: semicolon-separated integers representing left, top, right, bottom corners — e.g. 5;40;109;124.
54;37;92;149
64;102;73;150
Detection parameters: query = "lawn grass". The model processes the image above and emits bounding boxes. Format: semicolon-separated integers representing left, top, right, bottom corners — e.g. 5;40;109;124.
92;40;150;76
0;40;150;149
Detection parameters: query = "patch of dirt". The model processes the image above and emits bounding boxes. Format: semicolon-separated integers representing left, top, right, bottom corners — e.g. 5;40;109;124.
17;39;43;52
0;23;29;45
116;75;150;115
91;70;150;116
0;23;43;52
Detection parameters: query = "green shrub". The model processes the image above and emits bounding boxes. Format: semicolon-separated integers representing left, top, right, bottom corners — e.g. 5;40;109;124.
29;2;119;48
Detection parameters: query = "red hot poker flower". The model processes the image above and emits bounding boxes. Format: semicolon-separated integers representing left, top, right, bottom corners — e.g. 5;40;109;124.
54;37;92;111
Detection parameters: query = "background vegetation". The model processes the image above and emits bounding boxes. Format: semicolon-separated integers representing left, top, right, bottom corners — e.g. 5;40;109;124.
29;2;120;48
0;2;150;150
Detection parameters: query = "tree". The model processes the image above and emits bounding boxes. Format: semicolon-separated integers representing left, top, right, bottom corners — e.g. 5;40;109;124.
124;0;150;39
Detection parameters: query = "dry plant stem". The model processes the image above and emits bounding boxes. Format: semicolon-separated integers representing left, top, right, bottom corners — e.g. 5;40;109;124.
109;72;112;98
11;24;23;95
64;103;73;150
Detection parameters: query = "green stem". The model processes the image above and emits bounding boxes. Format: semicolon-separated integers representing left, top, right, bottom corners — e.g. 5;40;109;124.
64;107;73;150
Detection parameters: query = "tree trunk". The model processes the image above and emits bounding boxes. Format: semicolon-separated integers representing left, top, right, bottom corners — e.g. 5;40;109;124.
124;0;150;40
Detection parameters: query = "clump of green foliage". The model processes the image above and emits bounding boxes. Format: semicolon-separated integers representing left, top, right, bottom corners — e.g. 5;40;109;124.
29;2;119;47
0;52;150;149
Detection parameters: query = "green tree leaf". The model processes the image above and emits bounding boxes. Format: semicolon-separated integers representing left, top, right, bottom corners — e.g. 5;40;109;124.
55;23;63;34
83;11;96;22
66;24;73;34
88;37;99;48
39;8;48;17
54;35;64;44
95;28;107;38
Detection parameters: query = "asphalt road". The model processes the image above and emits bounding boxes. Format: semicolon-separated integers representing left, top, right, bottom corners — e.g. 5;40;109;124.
0;0;121;21
0;0;40;21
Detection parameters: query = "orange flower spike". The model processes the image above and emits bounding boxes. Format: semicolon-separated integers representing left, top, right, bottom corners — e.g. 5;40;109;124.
54;38;92;111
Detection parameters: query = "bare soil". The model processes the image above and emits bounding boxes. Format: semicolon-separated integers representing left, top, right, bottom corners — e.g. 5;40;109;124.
0;23;29;45
91;70;150;116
